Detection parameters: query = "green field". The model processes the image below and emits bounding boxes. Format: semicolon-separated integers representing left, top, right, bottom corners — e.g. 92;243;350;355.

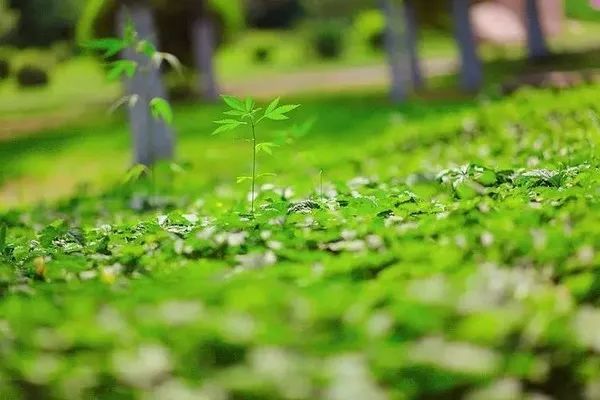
2;82;600;398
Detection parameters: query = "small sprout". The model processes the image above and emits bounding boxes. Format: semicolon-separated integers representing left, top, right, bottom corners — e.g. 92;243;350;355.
213;95;300;214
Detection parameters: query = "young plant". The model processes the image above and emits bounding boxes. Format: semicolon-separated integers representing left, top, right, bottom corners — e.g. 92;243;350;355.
213;96;299;214
83;19;181;199
83;21;179;124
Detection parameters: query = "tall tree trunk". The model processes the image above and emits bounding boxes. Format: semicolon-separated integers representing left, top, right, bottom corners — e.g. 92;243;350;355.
381;0;409;102
191;0;218;102
117;0;175;166
403;0;424;90
450;0;482;92
524;0;549;60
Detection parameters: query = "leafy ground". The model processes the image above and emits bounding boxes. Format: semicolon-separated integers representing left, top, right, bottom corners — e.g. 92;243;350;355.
1;83;600;399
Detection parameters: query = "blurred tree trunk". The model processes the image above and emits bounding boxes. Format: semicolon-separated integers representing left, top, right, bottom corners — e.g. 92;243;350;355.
191;0;218;102
403;0;424;89
450;0;482;91
524;0;549;60
381;0;409;102
117;0;175;166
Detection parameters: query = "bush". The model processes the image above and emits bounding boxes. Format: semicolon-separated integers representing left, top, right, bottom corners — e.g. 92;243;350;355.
311;21;345;59
16;65;49;88
354;9;386;52
0;59;9;80
253;46;272;64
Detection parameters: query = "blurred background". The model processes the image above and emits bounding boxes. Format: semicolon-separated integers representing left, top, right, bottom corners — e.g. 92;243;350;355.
0;0;599;208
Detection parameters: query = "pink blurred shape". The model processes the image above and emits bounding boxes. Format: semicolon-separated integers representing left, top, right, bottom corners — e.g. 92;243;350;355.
592;0;600;10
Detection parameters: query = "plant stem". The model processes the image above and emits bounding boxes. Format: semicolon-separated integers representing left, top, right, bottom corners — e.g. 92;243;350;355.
320;169;324;202
251;120;257;215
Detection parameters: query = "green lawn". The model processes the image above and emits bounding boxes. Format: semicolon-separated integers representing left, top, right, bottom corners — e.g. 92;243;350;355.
2;83;600;398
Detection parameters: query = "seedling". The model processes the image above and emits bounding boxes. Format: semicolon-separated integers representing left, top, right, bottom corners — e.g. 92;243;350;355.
213;96;299;214
83;18;181;199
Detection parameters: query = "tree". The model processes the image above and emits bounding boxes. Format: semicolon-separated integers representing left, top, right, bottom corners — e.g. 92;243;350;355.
381;0;409;102
403;0;424;89
191;0;218;101
524;0;549;60
117;0;175;166
450;0;482;91
79;0;243;102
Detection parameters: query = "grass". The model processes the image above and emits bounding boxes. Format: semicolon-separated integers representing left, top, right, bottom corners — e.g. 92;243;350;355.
2;82;600;398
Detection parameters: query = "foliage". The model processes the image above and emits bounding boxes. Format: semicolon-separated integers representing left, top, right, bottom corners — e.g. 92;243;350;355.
566;0;600;21
4;0;83;47
310;20;346;59
15;65;49;88
3;81;600;398
77;0;244;67
0;0;17;40
0;57;9;79
353;9;386;51
83;20;176;126
213;95;299;214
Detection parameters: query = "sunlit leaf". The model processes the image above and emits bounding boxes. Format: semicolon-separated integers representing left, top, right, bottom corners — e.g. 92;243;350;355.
137;40;157;58
150;98;174;125
236;176;253;184
256;142;279;155
245;97;255;112
265;97;281;115
122;164;149;184
221;95;246;112
107;60;137;81
83;38;127;57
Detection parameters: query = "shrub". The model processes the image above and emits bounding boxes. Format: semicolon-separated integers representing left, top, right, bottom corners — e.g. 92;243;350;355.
16;65;49;88
354;9;386;52
310;21;345;59
0;58;9;80
253;46;272;64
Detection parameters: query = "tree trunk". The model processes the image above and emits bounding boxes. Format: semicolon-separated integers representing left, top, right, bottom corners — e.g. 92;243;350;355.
450;0;482;92
524;0;549;60
191;0;218;102
403;0;424;90
381;0;409;102
117;0;175;166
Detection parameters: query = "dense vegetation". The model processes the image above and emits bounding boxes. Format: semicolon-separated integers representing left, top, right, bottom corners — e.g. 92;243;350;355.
2;84;600;399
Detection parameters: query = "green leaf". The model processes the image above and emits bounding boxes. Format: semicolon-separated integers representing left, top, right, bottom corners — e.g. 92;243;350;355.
137;40;157;58
224;110;246;117
265;113;290;121
265;97;281;115
122;164;149;184
273;104;300;115
245;97;255;112
236;176;253;184
107;60;137;81
150;98;174;125
0;223;6;253
256;142;279;155
221;95;246;112
214;119;244;125
257;173;277;179
212;122;244;135
83;38;127;57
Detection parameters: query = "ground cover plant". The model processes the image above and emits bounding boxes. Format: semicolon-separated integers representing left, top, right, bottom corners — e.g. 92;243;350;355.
2;84;600;399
